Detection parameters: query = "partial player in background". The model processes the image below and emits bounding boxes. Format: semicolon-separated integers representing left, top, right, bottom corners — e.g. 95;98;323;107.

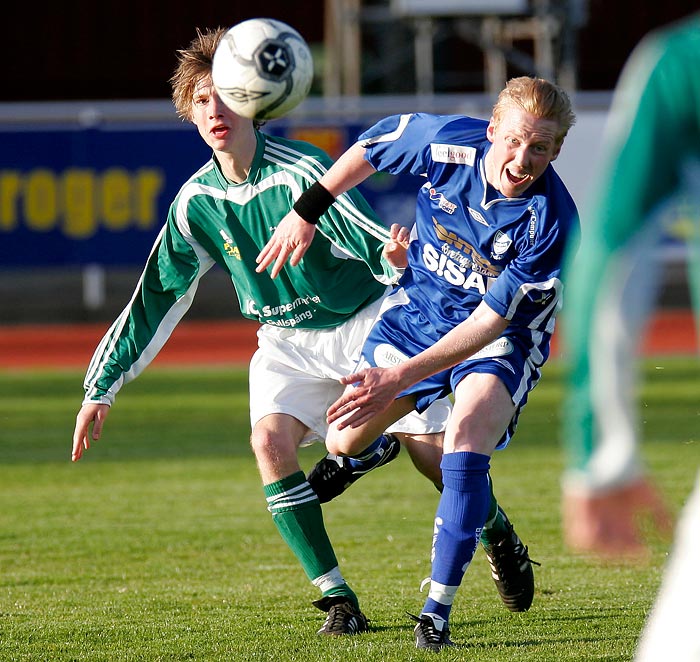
258;76;577;650
561;12;700;662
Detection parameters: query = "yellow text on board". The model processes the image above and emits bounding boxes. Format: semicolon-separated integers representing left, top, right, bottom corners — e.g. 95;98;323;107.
0;167;165;238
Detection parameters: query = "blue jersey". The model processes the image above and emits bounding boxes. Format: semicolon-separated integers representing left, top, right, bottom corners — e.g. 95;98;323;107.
359;113;579;338
357;113;579;435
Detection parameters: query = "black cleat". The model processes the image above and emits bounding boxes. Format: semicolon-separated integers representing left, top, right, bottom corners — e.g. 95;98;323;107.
307;433;401;503
313;596;369;635
482;521;540;612
408;612;455;652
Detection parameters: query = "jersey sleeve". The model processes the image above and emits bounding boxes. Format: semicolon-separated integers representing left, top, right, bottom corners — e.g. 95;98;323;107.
358;113;488;179
82;205;214;405
485;194;577;331
358;113;455;176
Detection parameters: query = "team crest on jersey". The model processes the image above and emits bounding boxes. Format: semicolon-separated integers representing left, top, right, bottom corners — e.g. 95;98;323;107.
428;188;457;214
219;229;241;259
430;143;476;166
490;231;512;260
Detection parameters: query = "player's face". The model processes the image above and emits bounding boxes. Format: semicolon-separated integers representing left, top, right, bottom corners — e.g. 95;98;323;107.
485;108;562;198
191;77;252;151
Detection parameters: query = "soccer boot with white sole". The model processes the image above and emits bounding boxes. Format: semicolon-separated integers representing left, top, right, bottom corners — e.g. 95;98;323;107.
307;433;401;503
313;596;369;635
408;612;455;651
482;520;540;612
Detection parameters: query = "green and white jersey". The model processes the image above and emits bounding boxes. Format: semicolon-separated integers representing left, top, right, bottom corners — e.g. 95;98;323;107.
562;14;700;492
83;131;397;405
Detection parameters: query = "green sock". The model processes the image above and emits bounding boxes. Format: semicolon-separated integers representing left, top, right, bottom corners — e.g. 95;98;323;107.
265;471;355;603
480;475;511;546
320;583;359;607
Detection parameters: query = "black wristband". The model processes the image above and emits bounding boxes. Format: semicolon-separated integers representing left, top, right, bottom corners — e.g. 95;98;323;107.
293;181;335;225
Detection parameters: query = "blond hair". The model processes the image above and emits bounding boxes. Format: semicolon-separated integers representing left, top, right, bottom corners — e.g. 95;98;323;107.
170;27;228;122
492;76;576;144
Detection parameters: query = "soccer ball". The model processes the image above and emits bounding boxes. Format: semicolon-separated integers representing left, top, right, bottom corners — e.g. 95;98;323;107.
212;18;314;120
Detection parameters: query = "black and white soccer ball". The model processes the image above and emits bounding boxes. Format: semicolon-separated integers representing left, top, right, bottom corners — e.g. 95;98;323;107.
212;18;313;120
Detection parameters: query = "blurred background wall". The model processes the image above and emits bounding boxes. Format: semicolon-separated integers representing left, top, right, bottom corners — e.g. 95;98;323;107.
1;1;697;324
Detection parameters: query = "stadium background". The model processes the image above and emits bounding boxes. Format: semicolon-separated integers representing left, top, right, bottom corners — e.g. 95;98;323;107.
1;1;697;345
7;1;700;101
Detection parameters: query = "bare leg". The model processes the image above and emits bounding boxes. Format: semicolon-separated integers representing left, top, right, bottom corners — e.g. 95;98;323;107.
398;432;444;489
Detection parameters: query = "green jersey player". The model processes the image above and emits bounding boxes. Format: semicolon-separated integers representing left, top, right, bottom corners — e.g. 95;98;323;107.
561;13;700;661
71;26;529;639
70;26;427;638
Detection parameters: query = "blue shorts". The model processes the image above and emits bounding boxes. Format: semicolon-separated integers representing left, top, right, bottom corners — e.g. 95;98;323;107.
357;289;551;449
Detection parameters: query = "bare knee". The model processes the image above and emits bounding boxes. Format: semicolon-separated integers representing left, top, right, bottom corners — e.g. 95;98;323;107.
325;436;356;457
250;424;304;484
250;428;277;462
325;428;372;457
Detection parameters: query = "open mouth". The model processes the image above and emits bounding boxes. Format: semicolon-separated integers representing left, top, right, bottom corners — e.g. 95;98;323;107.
506;169;528;185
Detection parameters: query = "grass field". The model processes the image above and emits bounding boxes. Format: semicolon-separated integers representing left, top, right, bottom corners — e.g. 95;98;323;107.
0;358;697;661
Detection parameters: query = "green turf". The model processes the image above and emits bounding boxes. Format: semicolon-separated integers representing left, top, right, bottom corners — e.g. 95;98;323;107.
0;358;697;661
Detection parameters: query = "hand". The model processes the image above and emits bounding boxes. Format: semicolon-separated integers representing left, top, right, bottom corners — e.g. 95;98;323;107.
562;476;673;557
256;210;317;279
327;367;402;429
383;223;410;270
72;403;110;462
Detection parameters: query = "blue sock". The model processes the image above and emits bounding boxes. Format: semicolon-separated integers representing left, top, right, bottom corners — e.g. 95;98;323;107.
422;451;491;623
345;434;391;471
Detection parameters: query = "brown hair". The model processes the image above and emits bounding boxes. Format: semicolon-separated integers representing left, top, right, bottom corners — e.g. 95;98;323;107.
492;76;576;144
170;27;228;122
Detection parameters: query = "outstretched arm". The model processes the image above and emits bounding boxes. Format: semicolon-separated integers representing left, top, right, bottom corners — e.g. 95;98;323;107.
327;301;508;428
256;142;377;279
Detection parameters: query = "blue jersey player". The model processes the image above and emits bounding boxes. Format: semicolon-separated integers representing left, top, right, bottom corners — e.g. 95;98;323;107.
258;76;578;650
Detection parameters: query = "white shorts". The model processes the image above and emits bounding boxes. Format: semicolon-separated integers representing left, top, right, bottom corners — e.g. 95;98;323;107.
249;296;452;446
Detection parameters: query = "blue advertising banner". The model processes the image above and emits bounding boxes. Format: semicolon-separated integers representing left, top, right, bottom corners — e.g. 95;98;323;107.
1;125;205;266
1;97;693;270
0;120;420;267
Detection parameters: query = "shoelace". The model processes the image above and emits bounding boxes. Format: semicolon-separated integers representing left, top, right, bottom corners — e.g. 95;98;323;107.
408;613;449;646
321;604;361;633
490;537;540;583
417;618;443;644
